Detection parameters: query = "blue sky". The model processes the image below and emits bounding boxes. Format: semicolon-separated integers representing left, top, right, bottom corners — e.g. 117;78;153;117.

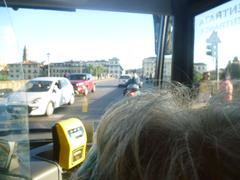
0;7;155;69
1;1;240;72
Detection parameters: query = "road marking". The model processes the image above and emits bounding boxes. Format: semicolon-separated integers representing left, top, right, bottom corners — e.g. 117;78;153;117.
81;96;88;112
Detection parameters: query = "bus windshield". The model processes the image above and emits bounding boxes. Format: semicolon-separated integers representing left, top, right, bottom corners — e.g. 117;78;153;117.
0;4;159;179
1;0;238;179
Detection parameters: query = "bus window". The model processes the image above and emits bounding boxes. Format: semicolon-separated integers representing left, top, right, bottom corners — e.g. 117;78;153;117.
194;0;240;104
0;3;156;179
1;0;239;179
162;16;173;83
153;15;174;86
0;5;30;179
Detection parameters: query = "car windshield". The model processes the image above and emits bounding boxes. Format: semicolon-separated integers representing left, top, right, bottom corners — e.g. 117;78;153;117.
69;74;86;80
120;76;130;79
20;81;52;92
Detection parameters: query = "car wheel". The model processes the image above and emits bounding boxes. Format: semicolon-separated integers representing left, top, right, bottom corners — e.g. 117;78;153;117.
46;102;54;116
92;85;96;92
84;88;88;96
68;94;75;105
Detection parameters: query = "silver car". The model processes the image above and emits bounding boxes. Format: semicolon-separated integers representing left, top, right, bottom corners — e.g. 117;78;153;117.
118;75;131;87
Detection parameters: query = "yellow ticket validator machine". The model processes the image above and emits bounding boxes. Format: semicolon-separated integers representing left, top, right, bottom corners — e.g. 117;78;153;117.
52;118;87;170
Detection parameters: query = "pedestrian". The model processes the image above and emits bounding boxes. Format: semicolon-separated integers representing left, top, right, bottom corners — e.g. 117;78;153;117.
149;73;152;83
220;72;233;103
198;72;212;103
64;72;69;78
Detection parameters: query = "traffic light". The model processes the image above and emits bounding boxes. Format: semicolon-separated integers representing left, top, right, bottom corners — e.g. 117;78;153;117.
206;43;216;57
206;44;213;56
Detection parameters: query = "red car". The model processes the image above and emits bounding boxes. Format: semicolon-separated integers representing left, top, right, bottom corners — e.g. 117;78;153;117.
68;73;96;95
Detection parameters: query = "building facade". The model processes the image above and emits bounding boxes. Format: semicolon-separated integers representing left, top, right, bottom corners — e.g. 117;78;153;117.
50;61;86;77
7;46;123;80
8;61;41;80
8;46;41;80
142;57;156;78
162;56;172;82
142;56;172;82
194;63;207;74
7;58;123;80
50;58;123;78
107;58;123;78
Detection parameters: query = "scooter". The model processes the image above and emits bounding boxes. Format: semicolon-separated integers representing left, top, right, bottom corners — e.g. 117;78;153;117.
123;84;141;97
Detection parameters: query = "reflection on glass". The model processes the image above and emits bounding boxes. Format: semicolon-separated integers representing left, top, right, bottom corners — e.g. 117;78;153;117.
0;5;30;179
194;0;240;104
21;80;52;92
0;140;15;170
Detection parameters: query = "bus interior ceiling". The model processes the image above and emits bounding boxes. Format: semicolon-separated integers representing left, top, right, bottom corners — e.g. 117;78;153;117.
0;0;230;85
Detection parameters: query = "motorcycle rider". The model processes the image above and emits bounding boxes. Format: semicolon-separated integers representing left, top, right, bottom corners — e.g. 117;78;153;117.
123;73;141;96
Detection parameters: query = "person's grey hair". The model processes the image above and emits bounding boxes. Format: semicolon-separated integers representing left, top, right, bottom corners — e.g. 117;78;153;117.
74;84;240;180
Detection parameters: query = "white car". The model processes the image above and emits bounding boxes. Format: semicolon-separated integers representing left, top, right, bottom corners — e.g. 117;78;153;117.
7;77;75;116
118;75;131;87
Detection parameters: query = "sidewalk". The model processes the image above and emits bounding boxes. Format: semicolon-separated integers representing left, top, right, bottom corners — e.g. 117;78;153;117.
140;80;156;92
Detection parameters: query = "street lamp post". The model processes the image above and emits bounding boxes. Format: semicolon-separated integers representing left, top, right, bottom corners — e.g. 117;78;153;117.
47;53;50;77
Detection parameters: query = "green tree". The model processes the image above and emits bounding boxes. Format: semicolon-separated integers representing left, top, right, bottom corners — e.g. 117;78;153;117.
225;57;240;79
88;65;106;77
88;64;94;75
193;70;202;84
0;67;8;80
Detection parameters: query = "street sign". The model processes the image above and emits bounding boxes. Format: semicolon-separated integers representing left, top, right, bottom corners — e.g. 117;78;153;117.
206;31;221;44
206;31;220;57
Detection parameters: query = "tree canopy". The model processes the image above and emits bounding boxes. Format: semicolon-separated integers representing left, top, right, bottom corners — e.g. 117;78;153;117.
225;57;240;79
88;64;107;77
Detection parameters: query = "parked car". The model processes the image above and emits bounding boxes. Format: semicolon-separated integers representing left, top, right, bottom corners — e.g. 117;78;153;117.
68;73;96;96
7;77;75;116
118;75;131;87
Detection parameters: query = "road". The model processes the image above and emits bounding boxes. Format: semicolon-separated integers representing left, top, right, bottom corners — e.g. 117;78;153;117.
29;79;123;131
